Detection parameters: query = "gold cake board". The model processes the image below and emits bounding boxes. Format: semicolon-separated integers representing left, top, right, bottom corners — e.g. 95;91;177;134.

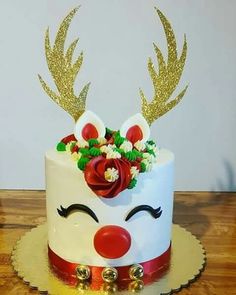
11;224;206;295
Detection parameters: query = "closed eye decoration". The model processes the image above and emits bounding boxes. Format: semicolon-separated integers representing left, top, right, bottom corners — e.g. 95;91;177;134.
57;204;99;223
125;205;162;222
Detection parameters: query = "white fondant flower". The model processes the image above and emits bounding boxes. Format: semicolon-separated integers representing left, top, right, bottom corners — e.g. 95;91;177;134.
108;144;116;149
104;168;119;182
71;152;82;161
100;144;116;154
131;166;139;179
106;151;121;159
100;145;112;154
134;140;146;151
142;152;156;163
143;152;151;159
76;138;89;148
119;140;133;152
100;145;110;154
98;137;107;145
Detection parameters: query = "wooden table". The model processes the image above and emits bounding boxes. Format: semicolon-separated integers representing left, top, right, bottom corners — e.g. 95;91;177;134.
0;191;235;294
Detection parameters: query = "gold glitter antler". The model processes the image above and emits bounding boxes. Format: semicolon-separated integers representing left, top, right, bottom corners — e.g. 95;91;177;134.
140;8;188;125
38;7;90;121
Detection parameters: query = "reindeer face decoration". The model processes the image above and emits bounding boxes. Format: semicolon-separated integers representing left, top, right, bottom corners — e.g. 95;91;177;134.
42;7;187;284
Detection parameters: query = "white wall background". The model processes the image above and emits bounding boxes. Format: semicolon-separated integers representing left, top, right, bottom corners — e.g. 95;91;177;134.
0;0;235;191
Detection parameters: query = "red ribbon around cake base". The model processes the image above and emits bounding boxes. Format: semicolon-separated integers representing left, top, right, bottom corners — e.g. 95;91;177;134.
48;245;171;289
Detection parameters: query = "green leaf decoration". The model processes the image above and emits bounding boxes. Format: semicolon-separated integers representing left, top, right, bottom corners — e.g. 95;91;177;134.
77;157;90;171
114;132;126;147
89;147;102;156
79;148;90;156
146;148;156;156
125;151;137;161
106;127;113;136
128;178;138;189
88;138;99;148
57;142;66;152
132;149;143;158
147;140;156;146
140;162;147;173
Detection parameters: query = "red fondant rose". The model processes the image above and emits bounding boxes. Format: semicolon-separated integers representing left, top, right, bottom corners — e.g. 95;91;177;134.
84;156;132;198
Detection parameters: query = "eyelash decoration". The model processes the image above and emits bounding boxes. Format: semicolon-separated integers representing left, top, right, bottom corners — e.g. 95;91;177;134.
125;205;162;222
57;204;99;223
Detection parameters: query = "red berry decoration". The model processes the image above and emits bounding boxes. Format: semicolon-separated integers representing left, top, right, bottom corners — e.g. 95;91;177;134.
61;134;77;144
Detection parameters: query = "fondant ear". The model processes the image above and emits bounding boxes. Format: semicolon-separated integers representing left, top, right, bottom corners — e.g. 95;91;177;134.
74;111;106;141
120;113;150;144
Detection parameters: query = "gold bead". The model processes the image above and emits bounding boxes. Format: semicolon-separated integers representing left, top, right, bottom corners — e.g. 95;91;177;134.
77;281;90;292
101;282;118;294
129;264;144;280
76;265;91;281
128;280;144;293
102;267;118;283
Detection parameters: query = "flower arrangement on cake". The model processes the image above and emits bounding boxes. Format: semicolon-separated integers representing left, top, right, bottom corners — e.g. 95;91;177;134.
56;111;158;198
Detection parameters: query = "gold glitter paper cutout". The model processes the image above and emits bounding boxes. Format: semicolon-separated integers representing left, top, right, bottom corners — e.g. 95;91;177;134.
140;8;188;125
38;7;90;122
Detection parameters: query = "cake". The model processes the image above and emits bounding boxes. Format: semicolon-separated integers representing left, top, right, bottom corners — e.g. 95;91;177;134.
39;6;187;289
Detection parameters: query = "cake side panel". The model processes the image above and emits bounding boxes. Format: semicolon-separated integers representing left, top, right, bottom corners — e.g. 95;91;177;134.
46;149;174;267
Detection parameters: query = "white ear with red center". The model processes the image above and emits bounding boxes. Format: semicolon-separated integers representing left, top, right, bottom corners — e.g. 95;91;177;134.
120;113;150;144
74;110;106;141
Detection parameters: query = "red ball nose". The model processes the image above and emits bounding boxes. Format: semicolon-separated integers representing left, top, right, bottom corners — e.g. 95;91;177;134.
94;225;131;259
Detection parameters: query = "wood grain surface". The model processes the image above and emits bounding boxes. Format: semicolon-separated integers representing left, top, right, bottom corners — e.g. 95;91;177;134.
0;190;235;294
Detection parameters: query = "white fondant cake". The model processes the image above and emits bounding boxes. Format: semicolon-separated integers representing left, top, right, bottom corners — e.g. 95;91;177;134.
46;148;174;267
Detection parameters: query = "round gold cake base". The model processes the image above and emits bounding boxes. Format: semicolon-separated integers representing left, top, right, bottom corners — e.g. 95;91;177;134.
12;224;206;295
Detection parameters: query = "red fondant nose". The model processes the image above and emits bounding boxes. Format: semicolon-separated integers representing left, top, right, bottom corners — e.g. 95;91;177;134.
94;225;131;259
